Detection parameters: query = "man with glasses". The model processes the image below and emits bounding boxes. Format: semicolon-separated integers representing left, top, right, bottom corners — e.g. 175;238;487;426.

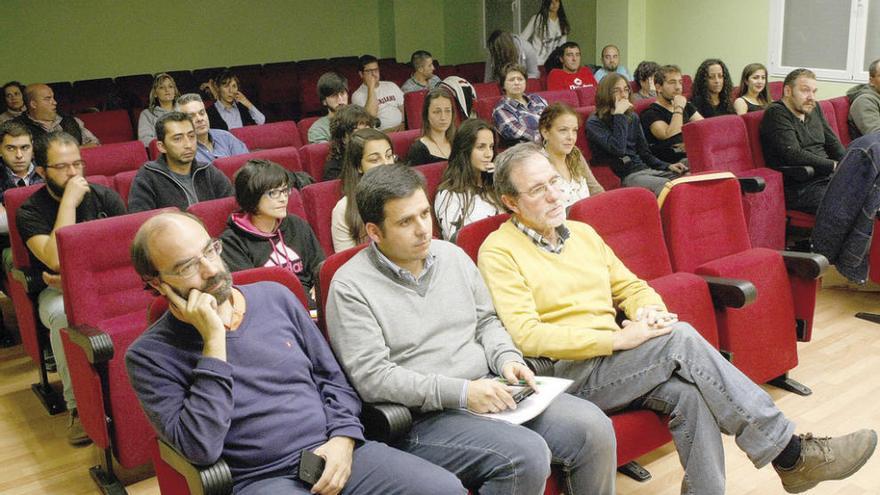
13;83;99;147
128;111;233;213
17;131;126;445
351;55;405;132
478;142;877;494
126;211;465;495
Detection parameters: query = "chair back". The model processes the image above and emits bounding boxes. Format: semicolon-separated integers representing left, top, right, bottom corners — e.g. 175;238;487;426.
301;179;342;255
681;115;755;173
230;121;302;150
81;140;149;176
316;244;369;334
455;214;511;263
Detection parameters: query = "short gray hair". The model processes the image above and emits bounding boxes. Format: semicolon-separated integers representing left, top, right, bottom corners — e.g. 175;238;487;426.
175;93;203;109
493;142;548;213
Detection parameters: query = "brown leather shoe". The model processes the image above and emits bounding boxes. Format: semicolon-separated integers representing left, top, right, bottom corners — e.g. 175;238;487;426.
775;429;877;493
67;409;92;447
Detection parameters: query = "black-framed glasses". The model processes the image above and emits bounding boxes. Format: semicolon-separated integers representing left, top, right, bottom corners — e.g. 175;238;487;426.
45;160;85;171
161;239;222;278
264;186;293;200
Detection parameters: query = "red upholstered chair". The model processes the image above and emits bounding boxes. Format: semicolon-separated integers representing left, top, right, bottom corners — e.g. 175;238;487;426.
474;95;502;121
575;85;597;107
212;146;303;182
413;161;447;237
48;81;73;108
768;81;784;101
57;208;176;491
230;120;302;151
681;74;693;98
70;78;117;113
633;97;656;115
454;214;510;264
472;82;501;99
297;116;321;145
818;100;839;136
81;140;148;177
828;96;852;145
188;189;306;238
378;59;411;87
658;174;828;394
295;59;332;117
455;62;486;83
258;62;299;122
113;170;138;206
681;115;787;249
300;142;331;182
115;74;153;109
404;90;428;130
534;89;579;107
389;128;422;159
526;78;543;92
301;179;342;255
4;184;66;414
147;138;160;160
78;109;135;144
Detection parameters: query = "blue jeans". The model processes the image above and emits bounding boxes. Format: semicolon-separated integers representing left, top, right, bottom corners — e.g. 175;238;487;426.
234;440;465;495
556;323;796;495
38;286;75;410
396;393;616;495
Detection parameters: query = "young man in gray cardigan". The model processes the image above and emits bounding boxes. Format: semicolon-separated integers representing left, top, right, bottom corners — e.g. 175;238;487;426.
326;164;616;494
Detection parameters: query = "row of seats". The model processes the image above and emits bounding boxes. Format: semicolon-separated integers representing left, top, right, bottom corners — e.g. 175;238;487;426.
25;171;826;493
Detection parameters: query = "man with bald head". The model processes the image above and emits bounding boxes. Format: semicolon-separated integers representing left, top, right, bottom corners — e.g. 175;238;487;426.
125;211;464;495
12;84;99;148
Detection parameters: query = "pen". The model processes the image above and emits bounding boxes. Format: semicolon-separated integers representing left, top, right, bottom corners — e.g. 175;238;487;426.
495;378;542;386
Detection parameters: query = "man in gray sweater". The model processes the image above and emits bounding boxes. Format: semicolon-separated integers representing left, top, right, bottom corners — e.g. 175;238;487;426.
326;164;616;494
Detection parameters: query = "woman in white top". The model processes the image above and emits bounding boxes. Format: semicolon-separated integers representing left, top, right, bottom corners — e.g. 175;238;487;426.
331;128;396;252
521;0;570;65
539;102;604;208
137;73;179;146
435;118;502;241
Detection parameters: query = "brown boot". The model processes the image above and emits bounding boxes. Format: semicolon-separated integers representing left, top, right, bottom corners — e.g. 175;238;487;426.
67;409;92;447
775;429;877;493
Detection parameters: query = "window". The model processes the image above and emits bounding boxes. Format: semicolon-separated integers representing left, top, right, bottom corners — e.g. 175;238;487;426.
482;0;542;47
768;0;878;82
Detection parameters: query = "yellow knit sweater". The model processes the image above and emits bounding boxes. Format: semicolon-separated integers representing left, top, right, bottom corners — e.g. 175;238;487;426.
478;220;666;360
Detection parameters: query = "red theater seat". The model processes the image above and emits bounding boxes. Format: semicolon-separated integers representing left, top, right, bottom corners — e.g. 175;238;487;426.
80;140;148;177
297;116;321;145
575;85;597;107
828;96;852;145
301;179;342;255
404;90;428;130
535;89;579;107
472;82;501;99
474;95;502;121
78;109;134;144
300;142;331;182
230;120;302;150
212;146;303;182
389;129;422;159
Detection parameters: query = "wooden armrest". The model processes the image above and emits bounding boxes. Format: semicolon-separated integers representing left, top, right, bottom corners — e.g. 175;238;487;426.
361;402;412;443
524;357;556;377
158;437;233;495
737;176;766;193
67;325;114;364
777;166;815;182
702;276;757;309
781;251;829;279
10;267;46;294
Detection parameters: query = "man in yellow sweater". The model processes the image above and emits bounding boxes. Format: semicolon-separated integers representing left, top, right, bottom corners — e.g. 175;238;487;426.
477;142;876;494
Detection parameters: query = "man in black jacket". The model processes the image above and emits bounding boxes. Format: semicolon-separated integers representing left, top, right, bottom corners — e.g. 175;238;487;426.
128;112;233;213
759;68;845;213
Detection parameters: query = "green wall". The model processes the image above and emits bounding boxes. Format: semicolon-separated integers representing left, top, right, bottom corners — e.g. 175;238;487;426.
564;0;598;65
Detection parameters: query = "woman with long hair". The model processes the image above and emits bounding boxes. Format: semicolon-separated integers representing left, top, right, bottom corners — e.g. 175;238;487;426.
521;0;570;65
407;88;456;165
323;104;376;180
539;103;603;208
493;64;548;146
733;63;771;115
137;73;179;146
586;73;684;196
220;159;325;305
691;59;734;118
331;128;395;251
484;30;540;82
434;118;501;240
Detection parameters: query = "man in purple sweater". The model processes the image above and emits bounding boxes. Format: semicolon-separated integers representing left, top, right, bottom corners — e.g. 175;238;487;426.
125;211;464;495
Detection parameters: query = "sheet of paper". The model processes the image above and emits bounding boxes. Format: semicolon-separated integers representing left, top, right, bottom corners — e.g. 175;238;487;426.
469;376;573;425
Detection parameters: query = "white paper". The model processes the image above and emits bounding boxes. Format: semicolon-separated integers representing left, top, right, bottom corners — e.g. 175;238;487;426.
469;376;574;425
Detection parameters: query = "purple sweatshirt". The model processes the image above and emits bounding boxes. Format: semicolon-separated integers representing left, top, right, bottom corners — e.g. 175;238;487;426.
125;281;364;488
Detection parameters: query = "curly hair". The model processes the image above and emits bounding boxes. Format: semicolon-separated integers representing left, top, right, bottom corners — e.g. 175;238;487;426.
691;59;733;115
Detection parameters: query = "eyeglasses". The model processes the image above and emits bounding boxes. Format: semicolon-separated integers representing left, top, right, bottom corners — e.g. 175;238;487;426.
161;239;222;278
264;186;292;200
45;160;85;171
518;175;564;199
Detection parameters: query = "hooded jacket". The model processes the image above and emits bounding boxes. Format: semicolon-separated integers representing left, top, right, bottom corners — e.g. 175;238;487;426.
127;156;233;213
846;83;880;139
219;212;325;302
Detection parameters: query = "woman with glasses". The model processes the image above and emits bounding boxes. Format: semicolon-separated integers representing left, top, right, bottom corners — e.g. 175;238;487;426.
539;102;603;208
407;88;456;166
586;73;685;196
220;159;325;305
331;128;395;252
138;73;179;146
434;118;501;241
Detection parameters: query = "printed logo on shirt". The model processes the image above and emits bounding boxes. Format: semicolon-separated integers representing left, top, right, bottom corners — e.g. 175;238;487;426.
264;239;304;273
377;95;399;105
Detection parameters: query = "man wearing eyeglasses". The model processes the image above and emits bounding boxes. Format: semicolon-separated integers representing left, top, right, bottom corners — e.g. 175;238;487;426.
478;142;877;494
126;211;465;495
17;131;126;446
12;83;99;148
351;55;405;132
128;111;234;213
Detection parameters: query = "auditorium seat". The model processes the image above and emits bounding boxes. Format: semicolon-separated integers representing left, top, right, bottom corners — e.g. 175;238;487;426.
230;120;302;150
80;140;148;177
70;78;117;113
297;116;321;145
471;82;501;99
113;170;138;205
526;78;543;93
436;64;457;80
404;90;428;130
681;115;787;249
378;58;410;87
166;70;198;94
300;142;331;182
633;97;656;114
414;161;447;237
768;81;784;101
818;100;839;136
534;89;579;107
828;96;852;146
48;81;73;108
681;74;693;97
296;58;333;117
114;74;153;109
389;129;422;160
455;62;485;83
77;109;135;144
259;62;299;122
192;66;226;87
212;146;304;182
474;95;502;121
301;179;342;255
575;85;597;107
658;173;827;392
